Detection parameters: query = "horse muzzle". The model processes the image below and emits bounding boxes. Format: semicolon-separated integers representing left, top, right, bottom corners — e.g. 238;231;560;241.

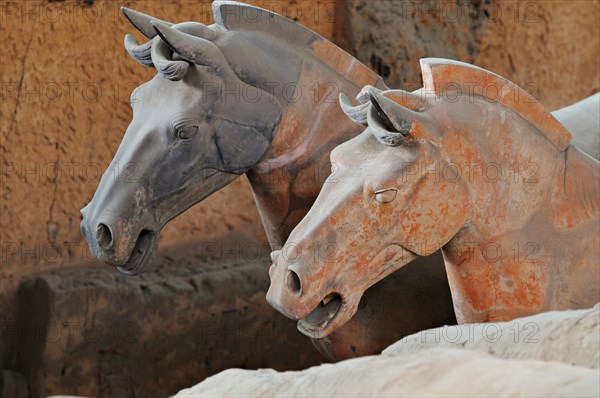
80;206;159;275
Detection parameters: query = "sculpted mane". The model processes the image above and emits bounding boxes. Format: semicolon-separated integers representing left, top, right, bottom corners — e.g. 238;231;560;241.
213;1;378;84
420;58;573;151
213;1;320;47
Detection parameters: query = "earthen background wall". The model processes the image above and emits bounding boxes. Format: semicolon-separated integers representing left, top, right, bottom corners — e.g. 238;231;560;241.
1;0;598;397
340;0;599;108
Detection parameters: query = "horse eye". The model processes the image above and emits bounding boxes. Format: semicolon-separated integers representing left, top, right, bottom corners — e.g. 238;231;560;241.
177;125;199;140
374;188;398;203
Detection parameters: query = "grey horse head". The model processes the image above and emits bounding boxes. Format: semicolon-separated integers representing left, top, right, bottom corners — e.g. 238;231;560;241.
80;7;282;275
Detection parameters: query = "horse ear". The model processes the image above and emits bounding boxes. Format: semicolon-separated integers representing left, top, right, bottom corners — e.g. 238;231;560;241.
369;88;420;133
367;88;421;146
124;34;154;67
172;21;219;41
152;21;225;68
121;7;172;39
339;93;369;126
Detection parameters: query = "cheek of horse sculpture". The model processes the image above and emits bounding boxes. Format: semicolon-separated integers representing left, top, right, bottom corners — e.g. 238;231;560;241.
267;58;600;336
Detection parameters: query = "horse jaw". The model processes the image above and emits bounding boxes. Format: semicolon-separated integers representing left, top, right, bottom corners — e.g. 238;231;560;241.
116;230;159;276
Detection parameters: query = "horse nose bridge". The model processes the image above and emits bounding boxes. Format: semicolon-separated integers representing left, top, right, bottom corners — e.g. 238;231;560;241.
108;125;159;184
88;151;153;221
287;218;339;265
293;185;357;247
84;185;136;230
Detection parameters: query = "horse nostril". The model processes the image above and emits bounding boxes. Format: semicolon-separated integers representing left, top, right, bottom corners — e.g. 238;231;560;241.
286;270;301;294
96;223;113;249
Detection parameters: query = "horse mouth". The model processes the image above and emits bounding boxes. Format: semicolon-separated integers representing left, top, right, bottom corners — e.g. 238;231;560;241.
298;293;343;338
117;230;156;276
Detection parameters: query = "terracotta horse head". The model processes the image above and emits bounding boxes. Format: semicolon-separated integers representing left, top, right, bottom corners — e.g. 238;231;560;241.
80;2;382;275
267;58;600;337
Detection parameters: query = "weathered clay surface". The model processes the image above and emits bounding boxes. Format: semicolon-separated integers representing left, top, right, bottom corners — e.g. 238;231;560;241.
268;59;600;336
174;307;600;397
385;304;600;369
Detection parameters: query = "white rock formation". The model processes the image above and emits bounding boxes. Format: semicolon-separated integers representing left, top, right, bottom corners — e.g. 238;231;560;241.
175;304;600;397
385;304;600;369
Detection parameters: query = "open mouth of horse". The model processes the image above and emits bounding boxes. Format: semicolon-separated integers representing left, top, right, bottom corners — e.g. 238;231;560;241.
295;245;416;338
117;230;157;276
297;293;343;337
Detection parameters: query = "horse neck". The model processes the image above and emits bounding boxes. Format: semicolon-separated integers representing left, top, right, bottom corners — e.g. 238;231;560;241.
443;141;599;323
441;100;578;240
243;39;383;248
442;97;600;248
